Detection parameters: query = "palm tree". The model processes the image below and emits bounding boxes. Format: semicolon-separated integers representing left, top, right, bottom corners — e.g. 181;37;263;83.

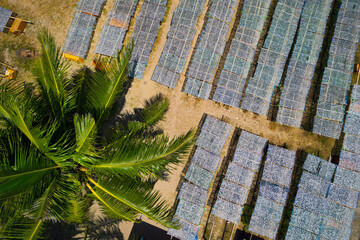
0;30;194;239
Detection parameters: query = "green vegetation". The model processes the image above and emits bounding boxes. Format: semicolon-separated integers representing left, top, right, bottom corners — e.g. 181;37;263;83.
240;204;254;227
0;31;194;239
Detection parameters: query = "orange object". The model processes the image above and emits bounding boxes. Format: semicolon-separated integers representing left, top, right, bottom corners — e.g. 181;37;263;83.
5;68;17;79
64;53;84;63
355;64;359;73
9;18;27;35
109;19;128;29
92;60;109;71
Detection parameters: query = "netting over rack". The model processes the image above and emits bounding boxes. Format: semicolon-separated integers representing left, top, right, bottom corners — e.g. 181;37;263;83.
175;200;204;225
238;130;267;154
216;69;246;92
316;101;346;122
201;115;232;139
177;0;206;13
212;0;238;8
279;83;309;111
212;198;243;224
209;2;235;23
327;183;359;209
276;107;303;128
312;117;342;139
294;188;326;214
157;51;187;73
167;217;199;240
110;0;138;26
233;26;261;46
192;147;221;173
178;182;208;207
267;18;297;43
299;171;331;197
76;0;106;16
193;47;221;68
329;37;358;59
228;39;256;62
152;65;180;88
344;114;360;136
326;52;354;73
225;162;255;188
246;78;276;100
322;68;352;90
187;61;217;83
303;154;336;180
197;31;227;55
241;93;271;116
262;162;293;187
139;1;167;20
204;17;231;37
272;1;304;25
184;77;212;99
285;225;318;240
252;63;284;86
291;34;323;65
144;0;167;6
248;215;279;239
213;86;242;107
351;84;360;102
286;59;316;80
289;207;322;235
319;217;352;240
343;133;360;154
167;22;196;43
172;8;200;27
218;180;249;205
248;196;284;239
349;102;360;116
185;163;214;190
266;145;296;168
258;180;289;205
323;200;355;226
223;55;252;77
339;150;360;172
163;36;192;59
239;12;266;31
334;23;360;43
232;147;262;171
94;25;126;57
0;7;12;32
334;166;360;192
63;12;97;58
336;7;360;26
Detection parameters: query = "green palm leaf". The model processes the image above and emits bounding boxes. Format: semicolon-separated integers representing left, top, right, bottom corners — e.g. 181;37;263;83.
73;113;98;166
95;130;194;178
32;30;70;121
0;217;44;240
0;143;58;199
88;177;179;228
85;42;133;123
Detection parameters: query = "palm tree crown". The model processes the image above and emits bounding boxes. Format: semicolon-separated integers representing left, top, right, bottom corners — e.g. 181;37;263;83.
0;31;194;239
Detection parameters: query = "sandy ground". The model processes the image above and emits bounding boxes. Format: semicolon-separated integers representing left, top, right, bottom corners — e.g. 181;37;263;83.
1;0;357;239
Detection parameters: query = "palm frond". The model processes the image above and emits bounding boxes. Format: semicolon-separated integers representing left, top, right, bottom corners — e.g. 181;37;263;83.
85;42;133;123
0;217;44;240
27;171;80;222
94;130;195;178
0;142;58;199
32;30;70;121
86;183;140;222
88;177;179;229
73;113;99;166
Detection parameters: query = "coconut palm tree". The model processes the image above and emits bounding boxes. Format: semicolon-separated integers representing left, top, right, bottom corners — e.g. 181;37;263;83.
0;30;194;239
